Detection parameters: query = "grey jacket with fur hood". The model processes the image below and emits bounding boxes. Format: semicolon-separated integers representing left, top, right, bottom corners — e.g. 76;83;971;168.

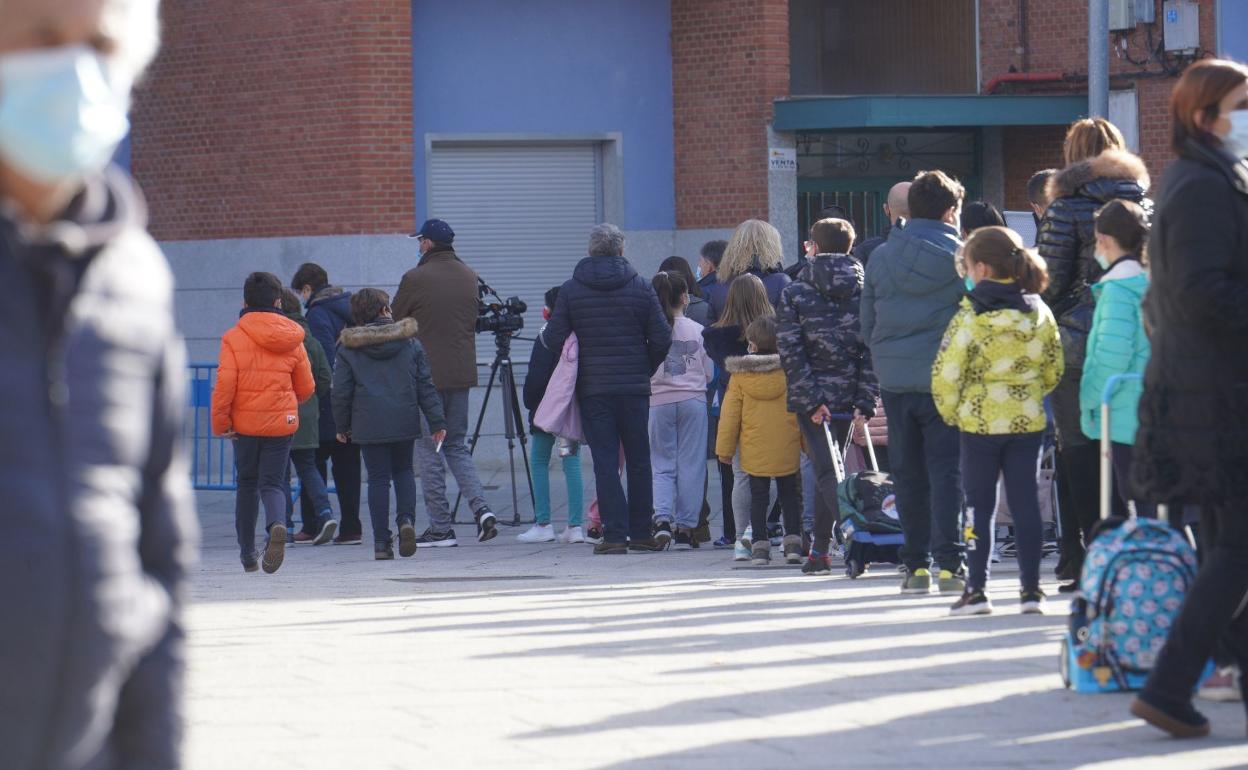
1037;150;1152;366
331;317;446;445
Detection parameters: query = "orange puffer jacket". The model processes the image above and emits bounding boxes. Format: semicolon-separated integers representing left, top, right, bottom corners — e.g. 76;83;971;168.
212;309;315;437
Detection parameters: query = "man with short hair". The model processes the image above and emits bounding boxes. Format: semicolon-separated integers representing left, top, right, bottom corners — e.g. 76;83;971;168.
291;261;364;544
392;219;498;546
543;224;672;553
861;170;967;595
1;2;199;766
853;181;911;267
697;239;726;294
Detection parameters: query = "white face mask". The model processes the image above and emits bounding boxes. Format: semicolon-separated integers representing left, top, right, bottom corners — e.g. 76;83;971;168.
1094;251;1111;270
1225;109;1248;160
0;45;133;186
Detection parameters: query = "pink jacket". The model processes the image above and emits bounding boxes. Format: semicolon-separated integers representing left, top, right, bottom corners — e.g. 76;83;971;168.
534;333;583;442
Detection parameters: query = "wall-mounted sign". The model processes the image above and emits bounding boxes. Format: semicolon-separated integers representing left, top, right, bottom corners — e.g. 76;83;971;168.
768;147;797;172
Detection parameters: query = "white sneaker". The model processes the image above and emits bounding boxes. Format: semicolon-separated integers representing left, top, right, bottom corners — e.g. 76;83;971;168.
517;524;555;543
558;526;585;544
733;540;751;562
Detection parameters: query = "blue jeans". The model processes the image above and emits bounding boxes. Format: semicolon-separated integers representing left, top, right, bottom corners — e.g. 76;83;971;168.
580;394;653;544
880;390;965;573
961;431;1045;592
648;398;708;530
285;447;332;528
361;440;417;545
529;429;584;526
234;434;292;559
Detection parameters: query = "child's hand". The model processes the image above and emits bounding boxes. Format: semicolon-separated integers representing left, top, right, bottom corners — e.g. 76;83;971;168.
336;432;350;444
221;430;237;440
811;405;832;424
718;456;733;466
431;430;447;446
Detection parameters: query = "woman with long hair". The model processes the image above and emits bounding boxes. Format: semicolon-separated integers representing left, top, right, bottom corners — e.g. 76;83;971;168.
702;274;776;553
1037;117;1150;585
705;219;791;322
1127;58;1248;740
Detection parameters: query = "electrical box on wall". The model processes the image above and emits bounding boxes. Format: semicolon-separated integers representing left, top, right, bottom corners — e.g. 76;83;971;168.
1109;0;1133;30
1163;0;1200;52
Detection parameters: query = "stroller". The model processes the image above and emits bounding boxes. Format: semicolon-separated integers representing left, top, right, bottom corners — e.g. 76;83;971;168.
824;417;904;578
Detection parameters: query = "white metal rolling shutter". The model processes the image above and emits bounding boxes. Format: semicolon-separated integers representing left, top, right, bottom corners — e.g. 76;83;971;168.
428;142;602;371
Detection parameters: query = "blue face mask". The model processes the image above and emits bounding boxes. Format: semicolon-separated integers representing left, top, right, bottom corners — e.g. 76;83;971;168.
1225;109;1248;160
695;265;703;281
0;45;132;185
1094;251;1111;271
964;276;975;292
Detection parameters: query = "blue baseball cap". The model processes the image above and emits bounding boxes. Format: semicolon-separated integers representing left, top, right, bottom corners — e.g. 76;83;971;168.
410;218;455;244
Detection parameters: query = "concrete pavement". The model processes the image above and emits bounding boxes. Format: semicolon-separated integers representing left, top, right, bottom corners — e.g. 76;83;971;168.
186;486;1246;770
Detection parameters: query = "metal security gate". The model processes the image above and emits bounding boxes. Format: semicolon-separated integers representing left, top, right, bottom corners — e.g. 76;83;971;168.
427;141;603;369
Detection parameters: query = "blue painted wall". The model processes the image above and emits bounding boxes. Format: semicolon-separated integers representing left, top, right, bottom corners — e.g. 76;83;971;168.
411;0;675;230
1220;0;1248;62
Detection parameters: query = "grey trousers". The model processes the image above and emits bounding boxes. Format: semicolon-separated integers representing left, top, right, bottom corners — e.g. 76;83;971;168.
416;388;489;531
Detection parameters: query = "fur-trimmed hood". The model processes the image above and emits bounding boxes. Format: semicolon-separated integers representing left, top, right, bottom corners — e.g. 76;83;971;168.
339;317;419;359
1047;150;1151;201
725;353;782;374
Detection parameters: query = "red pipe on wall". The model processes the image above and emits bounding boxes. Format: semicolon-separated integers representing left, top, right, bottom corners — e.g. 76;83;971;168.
983;71;1065;94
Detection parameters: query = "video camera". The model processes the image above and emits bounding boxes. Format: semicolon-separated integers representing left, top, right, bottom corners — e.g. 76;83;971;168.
476;278;527;335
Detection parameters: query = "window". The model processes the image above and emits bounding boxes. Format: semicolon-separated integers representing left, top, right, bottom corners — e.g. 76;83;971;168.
790;0;978;95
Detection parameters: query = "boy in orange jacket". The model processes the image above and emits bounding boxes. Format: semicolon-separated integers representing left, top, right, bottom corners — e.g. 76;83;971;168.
213;272;315;573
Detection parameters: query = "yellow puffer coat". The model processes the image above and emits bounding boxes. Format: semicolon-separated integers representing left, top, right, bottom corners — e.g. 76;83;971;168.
932;290;1064;435
716;354;801;476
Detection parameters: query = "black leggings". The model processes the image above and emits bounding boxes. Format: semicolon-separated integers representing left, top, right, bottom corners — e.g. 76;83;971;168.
750;474;802;542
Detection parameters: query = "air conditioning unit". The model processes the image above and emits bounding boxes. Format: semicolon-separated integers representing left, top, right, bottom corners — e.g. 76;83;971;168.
1163;0;1200;53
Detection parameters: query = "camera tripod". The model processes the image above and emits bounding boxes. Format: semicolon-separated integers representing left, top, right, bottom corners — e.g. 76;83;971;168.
452;330;535;525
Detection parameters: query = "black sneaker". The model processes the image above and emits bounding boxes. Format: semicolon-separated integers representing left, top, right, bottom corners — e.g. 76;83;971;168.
672;528;694;551
475;508;498;543
585;525;604;544
415;527;458;548
241;554;259;573
593;541;627;555
375;543;394;560
1057;581;1079;594
398;520;418;558
1020;588;1047;615
653;521;673;549
949;588;993;616
802;553;832;575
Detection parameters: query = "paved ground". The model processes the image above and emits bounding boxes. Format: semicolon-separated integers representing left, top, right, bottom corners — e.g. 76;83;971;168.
188;478;1246;770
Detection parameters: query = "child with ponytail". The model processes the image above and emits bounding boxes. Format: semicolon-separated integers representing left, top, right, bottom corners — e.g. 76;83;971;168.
1079;200;1153;517
649;272;715;548
932;227;1064;615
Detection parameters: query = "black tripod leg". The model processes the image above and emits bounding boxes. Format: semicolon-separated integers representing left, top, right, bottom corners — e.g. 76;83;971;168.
453;359;501;522
499;361;536;526
507;365;536;511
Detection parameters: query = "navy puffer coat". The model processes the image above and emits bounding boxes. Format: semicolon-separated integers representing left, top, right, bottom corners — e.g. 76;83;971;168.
1037;150;1151;368
542;255;673;398
705;268;790;323
306;286;354;441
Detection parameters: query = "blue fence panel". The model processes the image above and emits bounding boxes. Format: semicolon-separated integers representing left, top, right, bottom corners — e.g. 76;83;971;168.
188;363;236;491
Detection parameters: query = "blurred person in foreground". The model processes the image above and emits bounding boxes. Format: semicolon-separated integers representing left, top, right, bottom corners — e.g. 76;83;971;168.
0;1;199;768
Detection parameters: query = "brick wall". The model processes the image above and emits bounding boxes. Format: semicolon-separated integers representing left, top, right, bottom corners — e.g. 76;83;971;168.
671;0;790;229
980;0;1219;186
130;1;414;241
1002;125;1067;210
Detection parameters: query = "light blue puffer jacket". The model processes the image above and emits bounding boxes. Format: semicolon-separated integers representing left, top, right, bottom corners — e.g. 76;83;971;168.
1080;260;1150;444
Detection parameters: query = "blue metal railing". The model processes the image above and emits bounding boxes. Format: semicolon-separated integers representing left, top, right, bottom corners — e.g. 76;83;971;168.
188;363;236;490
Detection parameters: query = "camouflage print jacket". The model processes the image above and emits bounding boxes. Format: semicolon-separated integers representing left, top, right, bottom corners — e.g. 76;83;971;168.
776;253;879;417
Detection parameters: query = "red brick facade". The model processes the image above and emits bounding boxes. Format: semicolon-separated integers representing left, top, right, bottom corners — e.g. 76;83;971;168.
130;1;414;241
671;0;790;229
981;0;1219;207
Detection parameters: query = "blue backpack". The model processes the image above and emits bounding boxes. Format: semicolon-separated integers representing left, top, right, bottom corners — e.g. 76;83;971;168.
1060;517;1199;692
